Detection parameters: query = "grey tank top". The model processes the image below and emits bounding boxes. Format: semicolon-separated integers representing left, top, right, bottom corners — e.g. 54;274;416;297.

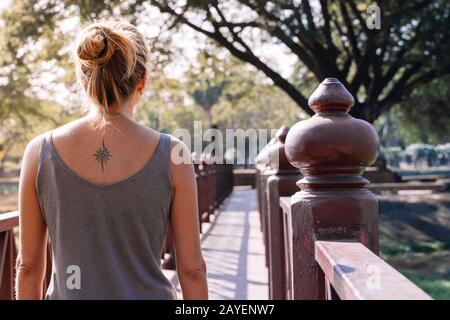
36;132;177;300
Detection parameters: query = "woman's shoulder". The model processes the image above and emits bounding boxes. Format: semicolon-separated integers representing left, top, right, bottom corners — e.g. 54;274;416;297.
23;132;47;162
50;117;89;139
26;119;79;150
136;125;187;153
166;134;196;192
22;119;82;168
24;117;95;167
163;134;191;162
130;127;194;181
25;118;79;160
21;131;52;180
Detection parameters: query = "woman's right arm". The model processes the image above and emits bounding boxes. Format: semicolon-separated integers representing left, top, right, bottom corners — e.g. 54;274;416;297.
169;139;208;300
16;136;48;300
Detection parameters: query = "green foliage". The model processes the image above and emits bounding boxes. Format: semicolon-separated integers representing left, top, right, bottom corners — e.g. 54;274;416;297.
402;272;450;300
185;51;306;131
188;51;228;117
0;0;65;122
374;74;450;146
381;240;450;256
2;0;448;167
134;65;208;135
0;1;83;172
0;100;75;174
0;0;169;168
150;0;450;123
390;76;450;145
381;239;450;300
134;52;305;137
192;84;226;114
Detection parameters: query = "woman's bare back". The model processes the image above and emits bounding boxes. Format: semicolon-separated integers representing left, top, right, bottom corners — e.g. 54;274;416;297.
50;115;162;186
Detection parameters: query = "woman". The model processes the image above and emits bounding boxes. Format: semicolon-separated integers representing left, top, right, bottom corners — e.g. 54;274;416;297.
15;19;207;300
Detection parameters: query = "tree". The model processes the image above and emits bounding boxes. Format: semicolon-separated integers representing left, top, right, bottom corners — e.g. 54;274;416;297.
184;50;305;130
134;68;206;134
0;1;115;172
0;0;175;124
389;75;450;145
149;0;450;123
186;51;228;127
208;55;305;130
0;1;57;125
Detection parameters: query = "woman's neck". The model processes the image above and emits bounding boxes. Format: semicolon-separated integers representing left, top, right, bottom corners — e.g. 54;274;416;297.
89;99;135;120
85;103;136;132
109;101;134;118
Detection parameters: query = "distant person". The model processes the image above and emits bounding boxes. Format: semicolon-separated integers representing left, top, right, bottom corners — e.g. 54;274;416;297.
16;19;207;300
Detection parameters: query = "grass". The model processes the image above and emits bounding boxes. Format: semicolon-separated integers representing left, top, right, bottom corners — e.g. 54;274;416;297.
402;272;450;300
380;239;450;300
381;240;450;256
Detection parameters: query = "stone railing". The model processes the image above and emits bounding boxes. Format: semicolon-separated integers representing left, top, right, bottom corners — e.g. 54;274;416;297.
256;78;432;300
0;211;18;299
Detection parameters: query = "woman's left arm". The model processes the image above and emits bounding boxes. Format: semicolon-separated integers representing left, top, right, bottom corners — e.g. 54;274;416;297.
16;136;48;300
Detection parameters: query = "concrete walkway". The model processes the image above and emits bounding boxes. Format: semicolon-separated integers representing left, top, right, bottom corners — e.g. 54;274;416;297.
163;187;268;300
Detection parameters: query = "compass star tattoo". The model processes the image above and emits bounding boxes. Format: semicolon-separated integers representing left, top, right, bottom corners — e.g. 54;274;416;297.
93;139;112;173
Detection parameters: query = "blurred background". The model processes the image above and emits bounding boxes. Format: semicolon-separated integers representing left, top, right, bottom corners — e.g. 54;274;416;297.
0;0;449;299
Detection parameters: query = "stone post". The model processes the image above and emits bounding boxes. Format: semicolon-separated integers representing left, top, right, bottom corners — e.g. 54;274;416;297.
284;78;380;299
266;126;301;299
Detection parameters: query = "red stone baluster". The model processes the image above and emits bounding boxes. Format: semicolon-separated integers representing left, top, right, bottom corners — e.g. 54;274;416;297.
265;126;302;300
193;159;202;233
255;134;278;266
284;78;380;299
255;134;277;229
198;159;208;224
201;156;213;222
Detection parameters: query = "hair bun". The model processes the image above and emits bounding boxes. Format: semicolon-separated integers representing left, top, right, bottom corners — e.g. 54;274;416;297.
74;19;146;118
77;26;116;67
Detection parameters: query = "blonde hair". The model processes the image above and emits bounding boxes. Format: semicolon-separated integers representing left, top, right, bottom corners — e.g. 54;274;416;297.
74;19;148;124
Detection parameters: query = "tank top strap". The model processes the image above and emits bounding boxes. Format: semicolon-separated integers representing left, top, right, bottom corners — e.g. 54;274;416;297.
158;133;172;172
35;131;56;224
160;133;171;163
38;131;55;171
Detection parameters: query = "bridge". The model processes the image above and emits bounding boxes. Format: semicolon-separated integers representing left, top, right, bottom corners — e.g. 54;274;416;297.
0;78;437;300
